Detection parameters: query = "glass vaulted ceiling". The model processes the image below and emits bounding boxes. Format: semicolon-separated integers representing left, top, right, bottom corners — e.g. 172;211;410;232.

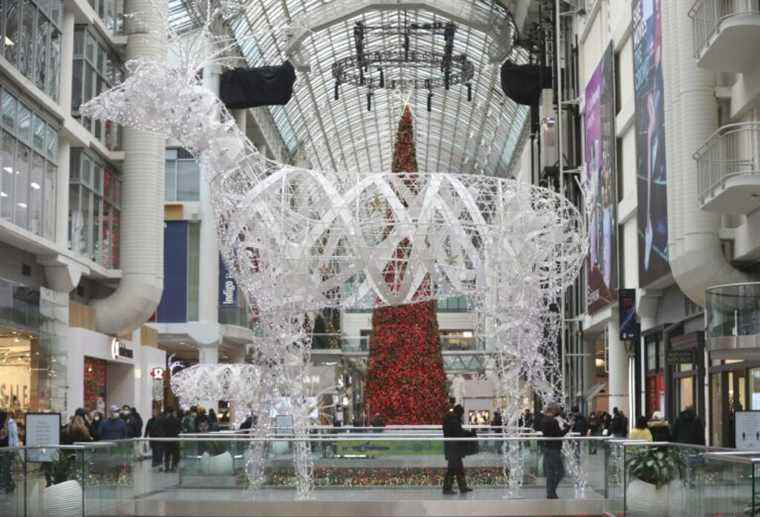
179;0;530;176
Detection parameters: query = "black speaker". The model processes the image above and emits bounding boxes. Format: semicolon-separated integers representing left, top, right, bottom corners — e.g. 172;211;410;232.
219;61;297;109
500;61;552;107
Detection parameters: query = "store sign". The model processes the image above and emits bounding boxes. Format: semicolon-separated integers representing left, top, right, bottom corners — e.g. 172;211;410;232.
619;289;638;340
111;338;134;360
666;349;694;365
150;367;166;380
218;255;238;306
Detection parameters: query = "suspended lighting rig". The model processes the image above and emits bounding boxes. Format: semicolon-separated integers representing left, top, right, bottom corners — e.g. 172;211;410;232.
332;20;475;111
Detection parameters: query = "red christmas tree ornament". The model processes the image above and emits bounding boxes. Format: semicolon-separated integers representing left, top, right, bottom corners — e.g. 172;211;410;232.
364;105;449;425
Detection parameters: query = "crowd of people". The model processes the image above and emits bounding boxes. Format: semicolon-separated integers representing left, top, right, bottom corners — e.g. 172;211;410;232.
439;400;707;498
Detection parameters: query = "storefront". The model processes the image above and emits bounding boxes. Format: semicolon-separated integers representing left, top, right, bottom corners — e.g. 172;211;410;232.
0;279;67;419
66;327;166;421
642;327;666;417
663;326;705;424
705;283;760;447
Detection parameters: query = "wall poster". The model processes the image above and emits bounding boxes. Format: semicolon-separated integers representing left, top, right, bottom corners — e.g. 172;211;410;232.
585;44;618;313
633;0;670;285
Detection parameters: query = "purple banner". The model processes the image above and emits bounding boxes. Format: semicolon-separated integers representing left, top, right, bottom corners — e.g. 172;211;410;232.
585;44;617;314
633;0;670;285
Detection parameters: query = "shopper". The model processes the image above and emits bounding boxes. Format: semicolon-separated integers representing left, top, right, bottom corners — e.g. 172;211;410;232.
535;402;569;499
99;406;128;440
162;409;182;472
371;413;385;429
629;416;653;441
648;411;671;442
145;408;164;468
208;409;219;431
126;407;143;438
672;406;705;445
90;411;104;441
182;407;198;434
569;406;588;436
442;404;475;495
520;409;533;429
4;411;20;448
588;412;602;454
609;407;628;438
66;415;93;443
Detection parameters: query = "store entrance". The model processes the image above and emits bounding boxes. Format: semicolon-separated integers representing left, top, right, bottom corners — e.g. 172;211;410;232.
711;367;748;447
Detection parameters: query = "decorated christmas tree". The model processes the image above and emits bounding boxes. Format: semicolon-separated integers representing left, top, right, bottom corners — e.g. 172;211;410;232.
364;106;449;425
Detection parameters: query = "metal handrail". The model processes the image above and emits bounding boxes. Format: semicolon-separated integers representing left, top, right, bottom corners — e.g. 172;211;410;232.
693;122;760;204
690;0;760;60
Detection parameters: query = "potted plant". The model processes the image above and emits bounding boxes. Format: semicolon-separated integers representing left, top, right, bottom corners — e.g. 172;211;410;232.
625;446;684;515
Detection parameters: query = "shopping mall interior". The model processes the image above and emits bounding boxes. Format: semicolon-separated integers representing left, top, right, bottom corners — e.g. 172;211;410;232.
1;0;760;515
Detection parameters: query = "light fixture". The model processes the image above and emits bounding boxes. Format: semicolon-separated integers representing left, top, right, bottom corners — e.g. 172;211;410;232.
4;37;14;47
30;182;40;190
17;202;27;209
0;192;6;198
3;167;12;174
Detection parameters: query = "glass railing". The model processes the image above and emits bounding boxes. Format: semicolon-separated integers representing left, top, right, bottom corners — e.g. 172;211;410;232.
3;436;760;516
0;277;44;330
314;336;484;352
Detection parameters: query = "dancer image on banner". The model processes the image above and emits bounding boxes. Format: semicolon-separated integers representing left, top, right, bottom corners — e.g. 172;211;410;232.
634;0;670;283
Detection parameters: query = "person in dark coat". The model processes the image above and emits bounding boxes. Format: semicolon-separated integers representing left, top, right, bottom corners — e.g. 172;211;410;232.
671;406;704;445
100;406;128;440
442;404;475;495
648;411;671;442
145;408;164;468
162;409;182;472
569;406;588;436
126;407;143;438
535;403;570;499
609;407;628;438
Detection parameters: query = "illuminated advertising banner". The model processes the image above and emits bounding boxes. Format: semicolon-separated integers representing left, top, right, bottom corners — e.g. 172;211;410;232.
633;0;670;284
585;44;617;313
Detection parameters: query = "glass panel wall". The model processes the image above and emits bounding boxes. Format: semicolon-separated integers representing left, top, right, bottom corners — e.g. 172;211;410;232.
165;148;200;202
72;26;123;150
0;87;58;240
1;0;63;100
68;149;121;268
87;0;123;32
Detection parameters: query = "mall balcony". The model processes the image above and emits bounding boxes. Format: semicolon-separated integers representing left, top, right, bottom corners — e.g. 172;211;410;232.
691;0;760;72
1;435;759;516
694;122;760;214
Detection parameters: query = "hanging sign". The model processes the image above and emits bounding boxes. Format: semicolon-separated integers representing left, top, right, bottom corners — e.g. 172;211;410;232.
666;349;694;365
111;338;134;360
218;255;238;306
150;367;166;380
619;289;638;340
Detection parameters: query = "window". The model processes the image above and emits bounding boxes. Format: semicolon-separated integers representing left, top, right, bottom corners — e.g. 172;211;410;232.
86;0;122;33
187;222;200;321
0;87;57;240
1;0;62;101
165;148;200;202
437;295;471;312
69;149;121;268
72;26;123;150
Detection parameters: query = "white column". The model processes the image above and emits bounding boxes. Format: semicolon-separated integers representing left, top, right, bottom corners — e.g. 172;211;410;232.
198;65;221;325
59;10;75;114
583;335;596;407
198;345;219;411
55;139;71;247
607;314;629;415
56;10;75;248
